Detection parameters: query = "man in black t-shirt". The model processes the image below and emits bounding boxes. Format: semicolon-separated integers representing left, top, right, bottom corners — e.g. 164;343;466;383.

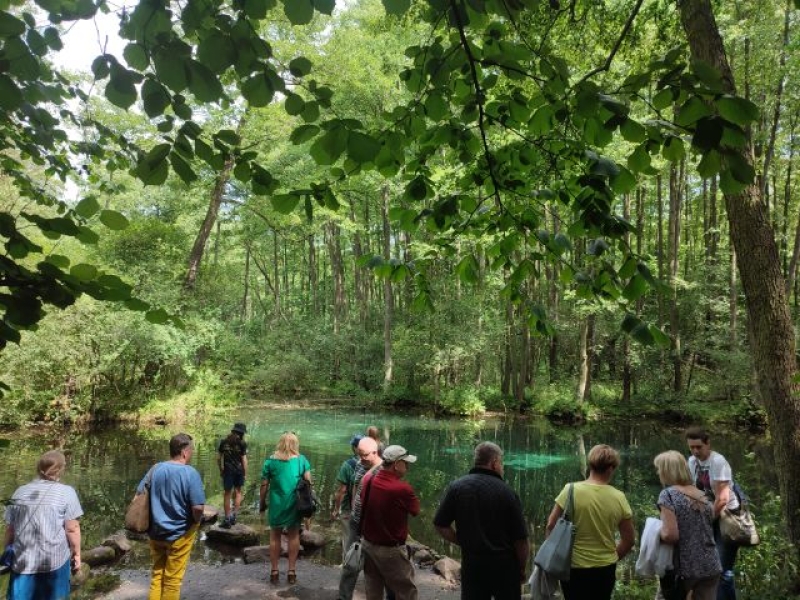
434;442;530;600
217;422;248;527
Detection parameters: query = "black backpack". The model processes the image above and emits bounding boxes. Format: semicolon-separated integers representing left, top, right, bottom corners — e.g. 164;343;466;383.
295;457;318;518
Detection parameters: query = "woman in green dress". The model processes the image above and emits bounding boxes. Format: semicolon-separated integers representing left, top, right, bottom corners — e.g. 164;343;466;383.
259;431;312;585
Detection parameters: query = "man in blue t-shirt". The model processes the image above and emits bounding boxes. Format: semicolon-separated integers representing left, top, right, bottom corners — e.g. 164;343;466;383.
138;433;205;600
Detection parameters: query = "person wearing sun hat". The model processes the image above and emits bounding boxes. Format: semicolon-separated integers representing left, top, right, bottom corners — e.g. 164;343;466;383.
359;444;420;600
217;422;248;528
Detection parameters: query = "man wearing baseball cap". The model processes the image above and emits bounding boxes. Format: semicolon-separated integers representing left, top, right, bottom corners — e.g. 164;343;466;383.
359;445;420;600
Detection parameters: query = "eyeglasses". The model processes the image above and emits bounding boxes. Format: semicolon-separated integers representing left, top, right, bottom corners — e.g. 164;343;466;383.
358;451;376;458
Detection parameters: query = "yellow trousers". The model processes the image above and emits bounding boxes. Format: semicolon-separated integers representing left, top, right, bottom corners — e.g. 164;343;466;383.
148;524;199;600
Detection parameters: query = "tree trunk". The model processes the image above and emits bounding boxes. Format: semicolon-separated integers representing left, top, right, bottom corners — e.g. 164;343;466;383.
785;119;799;295
350;201;366;324
576;315;592;404
184;154;234;291
308;233;318;316
668;162;683;392
656;174;665;325
680;0;800;568
381;186;394;391
241;244;250;322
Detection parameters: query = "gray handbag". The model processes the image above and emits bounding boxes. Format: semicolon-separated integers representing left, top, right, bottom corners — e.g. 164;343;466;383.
534;483;576;581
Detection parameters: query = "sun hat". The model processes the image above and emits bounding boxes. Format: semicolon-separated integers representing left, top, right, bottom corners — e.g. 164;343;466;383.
232;423;247;435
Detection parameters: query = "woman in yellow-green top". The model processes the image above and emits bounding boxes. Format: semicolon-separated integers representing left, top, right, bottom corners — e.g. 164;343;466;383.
545;444;635;600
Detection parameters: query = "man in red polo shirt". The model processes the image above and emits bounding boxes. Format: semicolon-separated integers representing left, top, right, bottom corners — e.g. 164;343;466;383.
359;445;420;600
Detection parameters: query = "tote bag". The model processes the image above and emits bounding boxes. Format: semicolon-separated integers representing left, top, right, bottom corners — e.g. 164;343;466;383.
534;483;576;581
125;464;157;533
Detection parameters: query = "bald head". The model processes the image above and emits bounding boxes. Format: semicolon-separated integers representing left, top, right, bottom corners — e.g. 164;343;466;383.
357;437;380;466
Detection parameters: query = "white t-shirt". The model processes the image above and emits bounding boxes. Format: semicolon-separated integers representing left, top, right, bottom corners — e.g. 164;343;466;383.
688;450;739;511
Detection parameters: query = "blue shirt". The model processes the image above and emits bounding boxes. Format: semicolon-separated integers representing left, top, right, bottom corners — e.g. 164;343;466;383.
139;462;205;541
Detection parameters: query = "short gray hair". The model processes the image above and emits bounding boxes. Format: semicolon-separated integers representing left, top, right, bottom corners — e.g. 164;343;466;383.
474;442;503;467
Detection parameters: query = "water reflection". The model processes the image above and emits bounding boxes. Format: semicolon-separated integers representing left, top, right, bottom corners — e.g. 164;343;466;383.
0;407;774;569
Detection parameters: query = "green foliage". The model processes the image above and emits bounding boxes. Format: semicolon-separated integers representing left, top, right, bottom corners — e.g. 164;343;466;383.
529;384;588;422
438;385;486;417
247;352;317;395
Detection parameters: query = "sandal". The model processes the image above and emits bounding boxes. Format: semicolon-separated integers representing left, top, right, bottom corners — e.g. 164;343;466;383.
287;570;296;584
270;570;279;584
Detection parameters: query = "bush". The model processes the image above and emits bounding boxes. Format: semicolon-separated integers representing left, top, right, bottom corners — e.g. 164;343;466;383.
247;352;316;395
438;386;485;416
530;384;588;422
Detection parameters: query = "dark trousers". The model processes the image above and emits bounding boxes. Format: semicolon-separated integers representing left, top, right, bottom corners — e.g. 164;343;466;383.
461;553;521;600
561;563;617;600
713;520;739;600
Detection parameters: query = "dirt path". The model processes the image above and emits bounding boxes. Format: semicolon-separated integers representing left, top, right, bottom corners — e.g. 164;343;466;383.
96;560;460;600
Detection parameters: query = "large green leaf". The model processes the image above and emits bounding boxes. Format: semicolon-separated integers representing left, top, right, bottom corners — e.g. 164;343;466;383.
284;0;313;24
313;0;335;14
271;194;300;214
242;73;274;107
154;52;188;93
290;124;320;144
346;131;381;164
188;60;223;102
382;0;410;15
74;196;100;219
289;56;312;77
0;74;23;110
309;126;348;165
141;78;171;118
0;11;25;37
123;43;148;70
105;64;138;109
198;31;237;74
716;95;759;127
285;93;305;116
99;209;130;230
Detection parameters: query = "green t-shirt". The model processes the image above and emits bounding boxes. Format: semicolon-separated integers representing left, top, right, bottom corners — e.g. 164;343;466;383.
555;481;633;568
336;457;357;512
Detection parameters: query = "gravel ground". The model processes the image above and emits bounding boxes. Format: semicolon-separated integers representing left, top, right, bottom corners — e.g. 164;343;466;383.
95;560;461;600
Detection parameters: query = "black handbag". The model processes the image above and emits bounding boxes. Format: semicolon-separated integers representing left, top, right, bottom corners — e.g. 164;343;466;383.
294;457;318;518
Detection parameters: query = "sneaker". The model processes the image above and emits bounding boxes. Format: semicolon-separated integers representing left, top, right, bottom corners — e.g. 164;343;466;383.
230;513;237;526
220;517;232;529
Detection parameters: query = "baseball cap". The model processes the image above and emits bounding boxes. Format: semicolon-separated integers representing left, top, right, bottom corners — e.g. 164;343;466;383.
383;445;417;463
350;433;365;448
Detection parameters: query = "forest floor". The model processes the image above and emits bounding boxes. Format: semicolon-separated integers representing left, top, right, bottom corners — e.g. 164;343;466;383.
95;560;461;600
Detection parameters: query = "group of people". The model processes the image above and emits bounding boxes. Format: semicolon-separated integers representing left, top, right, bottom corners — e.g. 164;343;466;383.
0;423;744;600
330;425;742;600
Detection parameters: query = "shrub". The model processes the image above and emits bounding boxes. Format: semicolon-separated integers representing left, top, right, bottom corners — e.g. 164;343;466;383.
438;385;485;416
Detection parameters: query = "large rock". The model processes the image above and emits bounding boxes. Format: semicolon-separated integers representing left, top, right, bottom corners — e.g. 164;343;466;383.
413;548;435;566
243;545;270;564
299;529;326;549
433;557;461;584
83;546;116;567
205;523;260;547
102;533;132;555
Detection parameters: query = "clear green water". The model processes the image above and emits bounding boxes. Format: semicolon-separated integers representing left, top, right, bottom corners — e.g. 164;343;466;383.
0;406;774;570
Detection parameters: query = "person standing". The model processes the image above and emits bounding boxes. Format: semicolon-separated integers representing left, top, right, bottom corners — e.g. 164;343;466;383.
433;442;530;600
144;433;206;600
217;422;248;528
654;450;721;600
366;426;386;457
359;445;420;600
545;444;635;600
3;450;83;600
686;427;739;600
259;431;312;585
338;436;382;600
332;434;364;554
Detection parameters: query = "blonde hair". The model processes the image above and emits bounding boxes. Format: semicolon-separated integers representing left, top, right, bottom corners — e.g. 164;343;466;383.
38;450;66;481
274;432;300;460
587;444;620;473
654;450;694;486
